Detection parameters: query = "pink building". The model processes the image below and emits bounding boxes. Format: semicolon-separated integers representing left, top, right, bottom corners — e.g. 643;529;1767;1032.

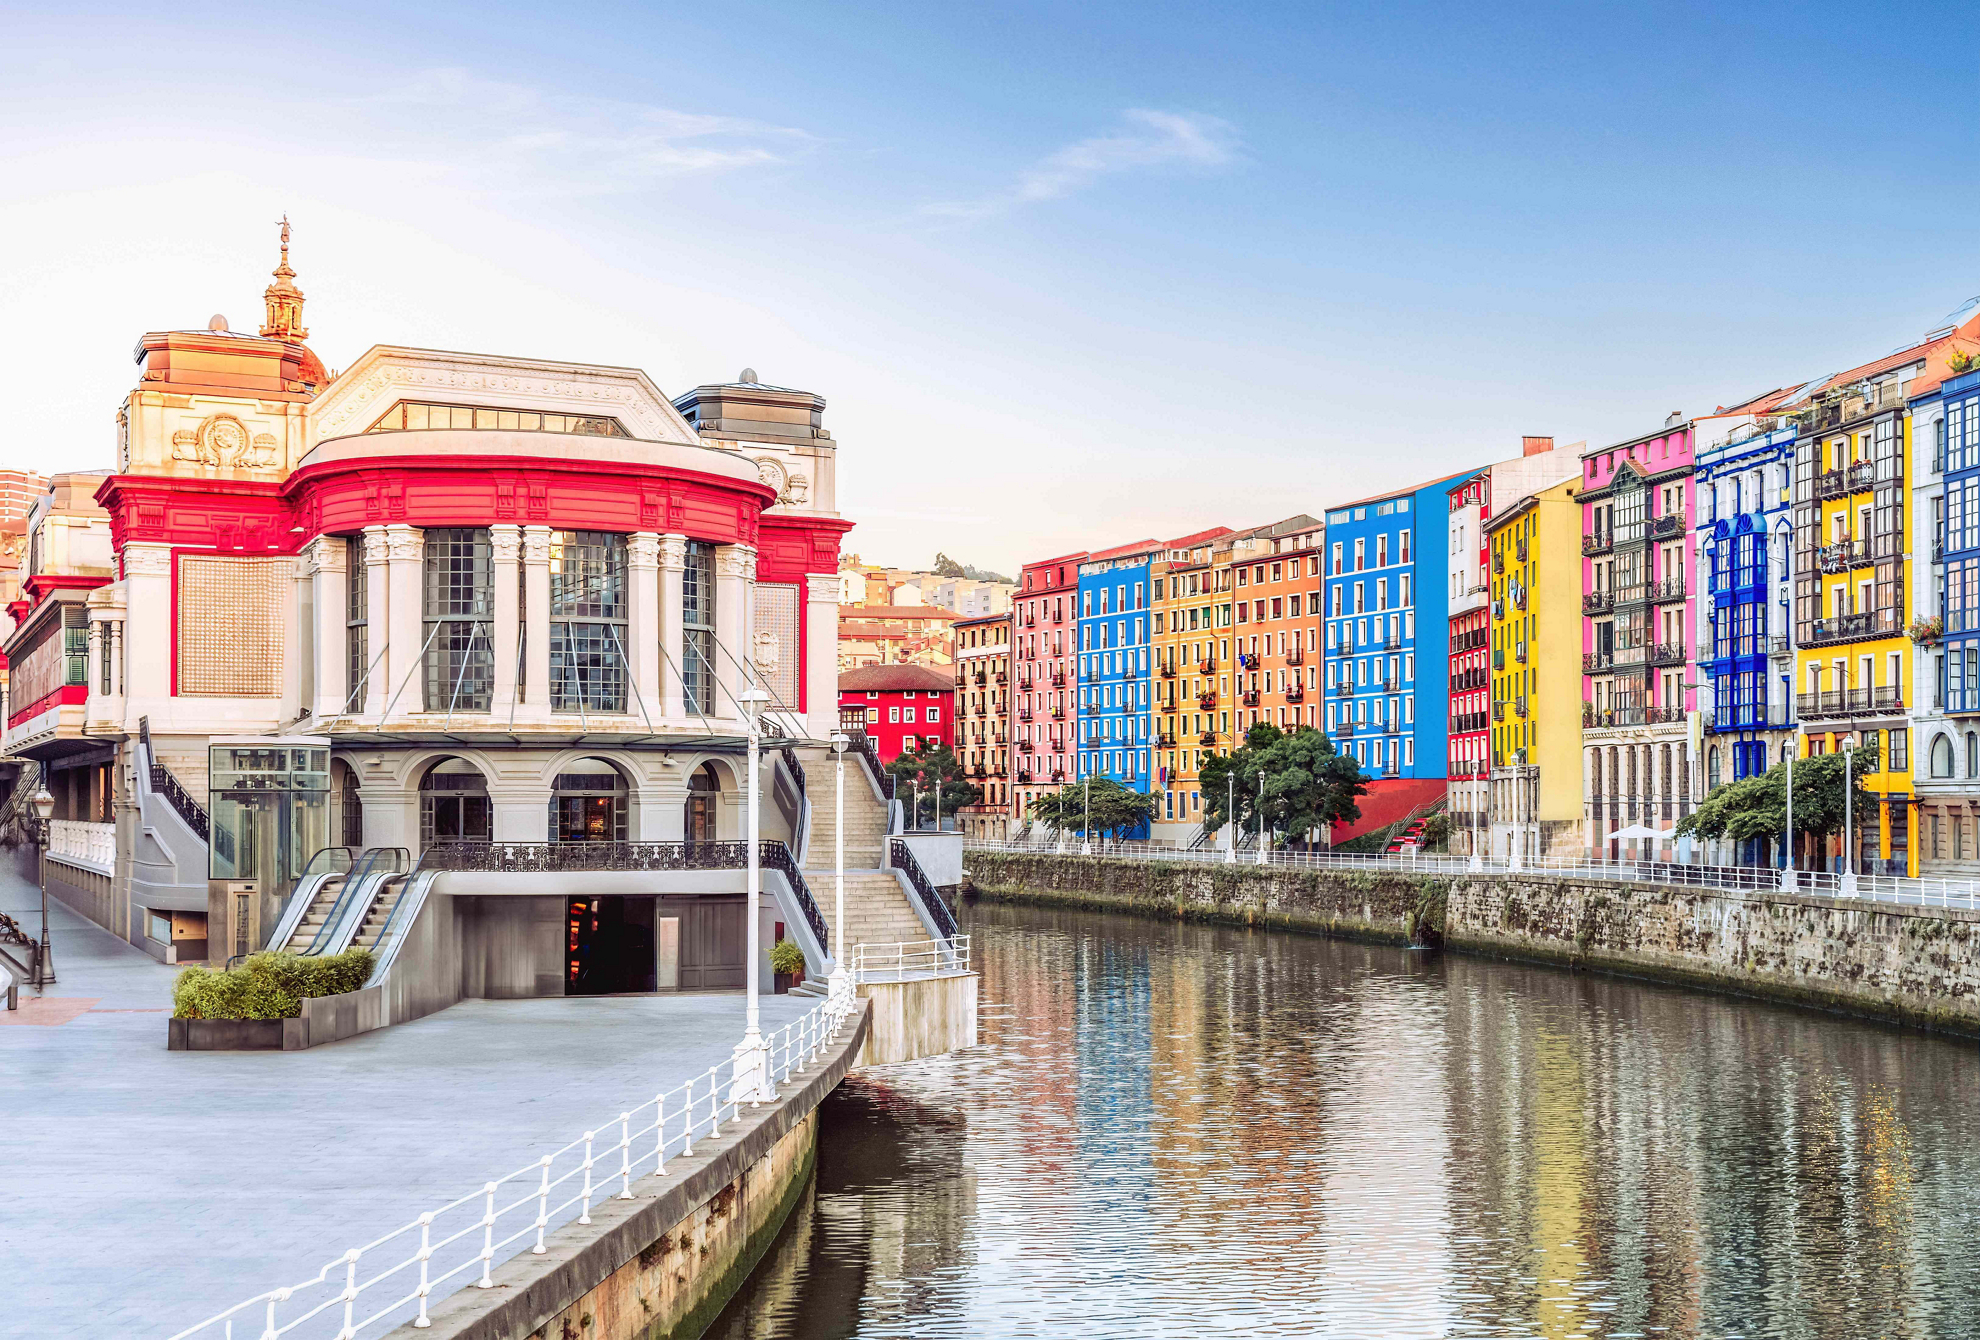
1578;419;1698;859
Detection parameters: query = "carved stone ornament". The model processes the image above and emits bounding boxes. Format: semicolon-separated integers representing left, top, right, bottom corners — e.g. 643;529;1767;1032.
384;524;423;562
628;532;661;568
122;545;173;577
785;472;810;505
753;629;783;673
806;573;842;602
657;533;688;570
170;414;280;469
522;527;553;564
753;456;787;495
306;536;347;573
489;524;523;562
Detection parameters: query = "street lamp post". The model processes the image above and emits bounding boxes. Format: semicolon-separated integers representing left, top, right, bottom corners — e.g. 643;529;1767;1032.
31;787;54;989
1254;770;1267;866
1780;732;1798;893
1081;774;1092;856
1841;739;1858;898
829;732;850;1011
732;688;773;1104
1225;771;1236;865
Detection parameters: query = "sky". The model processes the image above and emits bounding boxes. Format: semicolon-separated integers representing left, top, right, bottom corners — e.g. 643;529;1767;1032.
2;1;1976;576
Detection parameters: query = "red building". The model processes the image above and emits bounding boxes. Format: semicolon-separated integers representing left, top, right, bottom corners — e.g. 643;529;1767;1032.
838;664;955;761
1009;551;1085;826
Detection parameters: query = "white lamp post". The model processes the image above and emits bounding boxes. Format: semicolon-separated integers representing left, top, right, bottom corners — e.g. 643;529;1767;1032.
1225;771;1236;864
732;687;773;1104
1780;730;1799;893
829;732;850;1011
1255;769;1267;866
31;787;54;989
1841;738;1858;898
1081;773;1092;855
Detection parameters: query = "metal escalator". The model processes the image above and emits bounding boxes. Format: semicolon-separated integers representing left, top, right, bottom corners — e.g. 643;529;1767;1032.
287;848;409;957
262;847;357;961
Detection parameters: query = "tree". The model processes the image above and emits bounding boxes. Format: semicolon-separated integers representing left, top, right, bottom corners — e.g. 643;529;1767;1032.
1677;746;1876;862
1025;777;1158;841
1198;723;1367;847
886;743;979;828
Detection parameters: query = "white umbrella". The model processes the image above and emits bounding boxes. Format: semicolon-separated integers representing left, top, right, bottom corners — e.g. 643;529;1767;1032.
1607;824;1671;842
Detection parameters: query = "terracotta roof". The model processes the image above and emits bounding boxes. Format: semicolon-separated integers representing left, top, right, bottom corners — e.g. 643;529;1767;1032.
838;604;961;621
1021;550;1089;570
1082;538;1163;563
839;664;956;693
1165;526;1233;548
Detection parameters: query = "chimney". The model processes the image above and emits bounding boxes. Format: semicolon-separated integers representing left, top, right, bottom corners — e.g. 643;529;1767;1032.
1665;410;1684;428
1521;436;1553;457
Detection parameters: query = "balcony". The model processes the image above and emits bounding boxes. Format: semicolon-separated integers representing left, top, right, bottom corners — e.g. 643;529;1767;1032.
1051;769;1066;782
1284;648;1305;666
1158;731;1177;747
1198;731;1218;746
1493;649;1506;670
1493;701;1505;722
1240;689;1261;707
1493;551;1505;574
1649;514;1685;540
1018;707;1034;722
48;819;116;877
1333;682;1353;697
1018;739;1035;753
1384;636;1402;651
1815;460;1875;500
1516;539;1529;562
1583;531;1614;556
1335;721;1357;737
1796;686;1905;720
1051;672;1067;687
1514;695;1528;718
1582;652;1611;674
1285;685;1305;703
1197;692;1218;709
994;671;1008;686
1016;770;1033;784
1513;641;1528;664
1806;610;1896;647
1818;539;1871;573
1648;641;1686;667
1159;663;1177;679
1052;609;1065;623
1512;586;1528;611
1583;590;1615;615
1381;719;1399;735
1050;707;1066;720
1023;613;1036;627
1238;653;1258;670
1199;658;1218;674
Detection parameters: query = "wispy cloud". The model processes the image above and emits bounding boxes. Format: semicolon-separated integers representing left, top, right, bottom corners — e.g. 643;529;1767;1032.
924;109;1238;220
362;69;811;194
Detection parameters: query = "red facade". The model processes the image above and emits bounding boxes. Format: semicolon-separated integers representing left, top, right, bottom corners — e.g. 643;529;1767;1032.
838;664;955;761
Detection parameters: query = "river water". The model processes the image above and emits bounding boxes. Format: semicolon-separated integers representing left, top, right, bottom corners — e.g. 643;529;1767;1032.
707;899;1980;1340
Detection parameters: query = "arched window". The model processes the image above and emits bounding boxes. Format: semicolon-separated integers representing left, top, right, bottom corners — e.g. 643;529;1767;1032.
1931;734;1955;779
1968;733;1979;779
332;759;364;849
552;758;629;843
684;762;724;843
421;757;490;847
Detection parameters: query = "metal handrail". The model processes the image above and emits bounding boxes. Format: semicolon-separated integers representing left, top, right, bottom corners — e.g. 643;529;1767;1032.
887;838;959;938
139;715;212;843
303;848;409;956
851;936;970;982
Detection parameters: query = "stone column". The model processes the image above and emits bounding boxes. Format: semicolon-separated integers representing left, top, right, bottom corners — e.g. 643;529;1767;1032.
85;606;124;732
658;534;687;720
120;543;173;714
628;533;661;725
522;527;553;715
307;536;347;719
714;545;751;724
362;526;391;716
383;524;424;716
489;525;522;716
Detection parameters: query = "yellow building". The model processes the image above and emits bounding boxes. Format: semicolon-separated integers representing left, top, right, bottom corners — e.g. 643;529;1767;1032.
1486;477;1582;863
1791;357;1921;876
1150;527;1234;841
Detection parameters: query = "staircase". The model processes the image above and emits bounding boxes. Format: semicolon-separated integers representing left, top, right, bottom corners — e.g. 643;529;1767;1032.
347;881;405;953
798;747;932;956
1385;818;1430;855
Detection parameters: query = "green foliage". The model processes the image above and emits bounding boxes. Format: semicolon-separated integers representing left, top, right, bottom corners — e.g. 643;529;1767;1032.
1025;776;1159;840
1678;749;1876;846
887;742;980;827
1198;723;1368;846
171;948;375;1020
770;938;806;975
1418;813;1452;851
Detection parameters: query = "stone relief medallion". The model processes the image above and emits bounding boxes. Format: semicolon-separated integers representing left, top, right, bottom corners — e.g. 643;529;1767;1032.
752;456;787;494
168;414;279;469
753;629;783;673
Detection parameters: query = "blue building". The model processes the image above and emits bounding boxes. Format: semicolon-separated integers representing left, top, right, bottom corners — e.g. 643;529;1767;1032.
1077;540;1159;835
1695;409;1799;801
1321;474;1469;818
1911;363;1980;873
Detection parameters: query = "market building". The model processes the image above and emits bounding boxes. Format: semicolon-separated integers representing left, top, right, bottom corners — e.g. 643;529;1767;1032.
1;229;913;1000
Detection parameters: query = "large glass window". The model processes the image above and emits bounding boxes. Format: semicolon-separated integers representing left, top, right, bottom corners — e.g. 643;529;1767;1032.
208;743;332;901
366;401;628;437
423;528;493;712
551;759;628;842
550;531;628;713
683;541;716;715
420;757;491;846
345;534;368;711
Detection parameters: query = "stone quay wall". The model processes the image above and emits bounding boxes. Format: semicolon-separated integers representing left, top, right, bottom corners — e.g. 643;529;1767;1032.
964;853;1980;1038
386;1002;869;1340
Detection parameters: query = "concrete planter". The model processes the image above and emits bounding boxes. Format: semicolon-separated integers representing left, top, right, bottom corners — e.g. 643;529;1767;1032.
168;1017;286;1051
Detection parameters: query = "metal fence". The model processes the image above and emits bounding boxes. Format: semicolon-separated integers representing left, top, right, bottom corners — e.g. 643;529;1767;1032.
165;997;857;1340
851;936;971;982
961;838;1980;912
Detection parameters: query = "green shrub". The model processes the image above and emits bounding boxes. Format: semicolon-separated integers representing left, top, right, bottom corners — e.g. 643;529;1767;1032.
171;948;375;1020
769;939;806;976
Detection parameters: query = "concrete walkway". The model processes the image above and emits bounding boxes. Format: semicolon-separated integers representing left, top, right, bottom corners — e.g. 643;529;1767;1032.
0;867;815;1337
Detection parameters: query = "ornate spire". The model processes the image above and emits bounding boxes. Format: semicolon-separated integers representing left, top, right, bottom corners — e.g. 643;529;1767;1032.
260;214;309;340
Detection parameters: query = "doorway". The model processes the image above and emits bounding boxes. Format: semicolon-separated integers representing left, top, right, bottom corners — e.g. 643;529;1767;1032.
684;761;722;842
422;758;491;845
563;895;745;993
553;758;628;843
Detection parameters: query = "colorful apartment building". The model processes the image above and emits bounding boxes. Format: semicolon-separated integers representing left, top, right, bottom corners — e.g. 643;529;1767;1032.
1579;420;1697;858
1486;477;1582;864
1443;438;1578;856
1233;516;1325;736
1010;552;1083;827
953;613;1011;838
1077;540;1160;833
837;664;955;762
1150;528;1234;842
1323;473;1470;838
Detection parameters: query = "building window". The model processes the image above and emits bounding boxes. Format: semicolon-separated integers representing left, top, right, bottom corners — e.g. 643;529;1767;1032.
367;400;628;437
550;531;628;714
423;528;493;712
346;534;368;711
682;541;716;714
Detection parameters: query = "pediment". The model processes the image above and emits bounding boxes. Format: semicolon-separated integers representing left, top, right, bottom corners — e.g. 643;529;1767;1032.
308;346;704;448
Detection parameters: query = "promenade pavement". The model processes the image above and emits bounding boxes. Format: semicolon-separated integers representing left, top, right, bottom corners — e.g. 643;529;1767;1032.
1;864;815;1337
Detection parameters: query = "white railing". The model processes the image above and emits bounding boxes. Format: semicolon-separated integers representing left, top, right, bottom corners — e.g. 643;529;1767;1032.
962;839;1980;912
47;818;116;875
852;936;970;982
165;997;859;1340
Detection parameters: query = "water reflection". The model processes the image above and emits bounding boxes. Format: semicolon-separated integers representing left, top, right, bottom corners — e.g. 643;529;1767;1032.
706;901;1980;1339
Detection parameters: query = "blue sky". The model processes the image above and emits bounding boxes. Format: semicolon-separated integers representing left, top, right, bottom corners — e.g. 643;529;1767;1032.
1;1;1973;574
